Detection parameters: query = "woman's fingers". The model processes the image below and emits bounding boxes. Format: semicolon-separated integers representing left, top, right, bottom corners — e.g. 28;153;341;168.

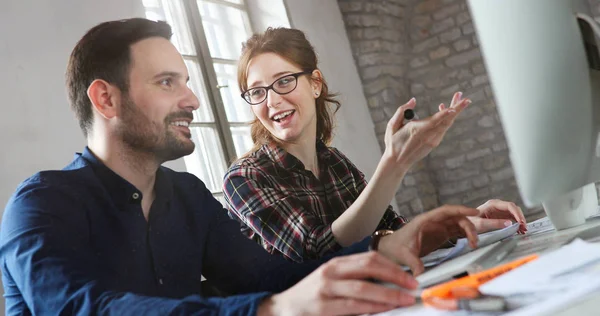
451;91;462;107
456;217;479;248
387;97;417;134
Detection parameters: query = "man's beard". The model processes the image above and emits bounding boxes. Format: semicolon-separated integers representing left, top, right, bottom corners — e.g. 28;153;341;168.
117;95;195;162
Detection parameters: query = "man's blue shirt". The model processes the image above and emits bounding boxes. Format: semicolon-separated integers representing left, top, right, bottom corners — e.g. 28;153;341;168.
0;148;369;315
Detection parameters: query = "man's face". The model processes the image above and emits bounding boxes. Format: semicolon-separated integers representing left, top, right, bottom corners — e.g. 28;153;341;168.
116;37;199;162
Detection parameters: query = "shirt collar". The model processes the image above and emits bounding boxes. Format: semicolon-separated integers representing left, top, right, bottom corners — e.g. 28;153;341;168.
262;139;331;170
315;139;331;161
77;147;173;208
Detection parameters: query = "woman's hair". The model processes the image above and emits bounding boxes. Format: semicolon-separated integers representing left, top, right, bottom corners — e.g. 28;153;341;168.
237;27;341;158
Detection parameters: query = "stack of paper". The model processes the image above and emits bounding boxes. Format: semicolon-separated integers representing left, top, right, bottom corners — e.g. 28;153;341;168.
524;216;555;236
375;239;600;316
481;239;600;315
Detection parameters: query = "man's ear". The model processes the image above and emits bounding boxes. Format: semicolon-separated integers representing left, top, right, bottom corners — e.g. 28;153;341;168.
87;79;121;120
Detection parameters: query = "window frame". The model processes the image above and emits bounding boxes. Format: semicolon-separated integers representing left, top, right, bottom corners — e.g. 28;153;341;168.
185;0;255;160
145;0;256;198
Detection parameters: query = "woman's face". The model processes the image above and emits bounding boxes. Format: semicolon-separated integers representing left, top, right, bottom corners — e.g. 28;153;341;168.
245;52;322;144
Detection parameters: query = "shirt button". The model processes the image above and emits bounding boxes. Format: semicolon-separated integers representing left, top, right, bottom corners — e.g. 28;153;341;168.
132;192;140;200
158;278;164;285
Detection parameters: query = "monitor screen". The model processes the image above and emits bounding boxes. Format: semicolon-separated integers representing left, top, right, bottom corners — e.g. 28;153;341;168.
468;0;600;229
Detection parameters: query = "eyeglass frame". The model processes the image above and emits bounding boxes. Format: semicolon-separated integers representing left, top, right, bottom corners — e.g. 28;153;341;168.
240;70;314;105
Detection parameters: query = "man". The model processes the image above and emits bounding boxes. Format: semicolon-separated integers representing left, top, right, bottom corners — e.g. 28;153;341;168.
0;18;484;315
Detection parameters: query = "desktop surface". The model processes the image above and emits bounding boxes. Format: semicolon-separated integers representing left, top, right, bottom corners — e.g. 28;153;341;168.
374;216;600;316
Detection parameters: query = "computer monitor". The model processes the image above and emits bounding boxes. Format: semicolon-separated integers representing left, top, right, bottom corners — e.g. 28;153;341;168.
467;0;600;229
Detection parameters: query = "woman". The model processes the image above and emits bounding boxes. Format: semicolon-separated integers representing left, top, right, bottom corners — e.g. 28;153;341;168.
224;27;526;262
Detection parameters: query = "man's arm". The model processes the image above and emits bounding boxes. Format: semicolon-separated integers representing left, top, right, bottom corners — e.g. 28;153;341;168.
203;179;370;294
0;182;269;315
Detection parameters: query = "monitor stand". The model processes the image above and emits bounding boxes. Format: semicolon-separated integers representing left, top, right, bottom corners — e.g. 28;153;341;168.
542;183;598;230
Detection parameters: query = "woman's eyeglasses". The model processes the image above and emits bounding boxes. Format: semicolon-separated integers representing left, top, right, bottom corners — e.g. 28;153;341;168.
241;71;313;105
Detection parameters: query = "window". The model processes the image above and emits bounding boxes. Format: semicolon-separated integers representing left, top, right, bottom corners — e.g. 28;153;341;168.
143;0;255;203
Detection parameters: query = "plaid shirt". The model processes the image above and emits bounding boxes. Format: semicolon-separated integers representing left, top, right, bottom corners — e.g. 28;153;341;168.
223;141;406;262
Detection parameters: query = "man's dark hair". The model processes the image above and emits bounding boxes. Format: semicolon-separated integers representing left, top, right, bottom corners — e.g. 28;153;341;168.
66;18;172;137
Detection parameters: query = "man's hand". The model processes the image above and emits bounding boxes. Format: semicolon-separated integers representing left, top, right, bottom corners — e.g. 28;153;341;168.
377;205;480;275
469;199;527;234
257;252;418;316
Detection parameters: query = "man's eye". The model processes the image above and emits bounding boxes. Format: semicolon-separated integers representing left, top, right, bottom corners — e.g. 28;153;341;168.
160;78;173;87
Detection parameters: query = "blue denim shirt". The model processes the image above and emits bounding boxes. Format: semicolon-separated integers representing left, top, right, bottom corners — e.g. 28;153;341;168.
0;148;369;315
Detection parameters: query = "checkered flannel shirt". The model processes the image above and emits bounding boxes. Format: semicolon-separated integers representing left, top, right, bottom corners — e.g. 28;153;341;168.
223;141;407;262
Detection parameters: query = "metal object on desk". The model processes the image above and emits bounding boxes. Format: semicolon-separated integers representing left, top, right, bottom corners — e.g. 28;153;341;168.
505;217;600;262
565;221;600;243
467;238;519;273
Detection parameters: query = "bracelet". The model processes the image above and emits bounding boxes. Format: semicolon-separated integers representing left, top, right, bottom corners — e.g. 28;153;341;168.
368;229;394;251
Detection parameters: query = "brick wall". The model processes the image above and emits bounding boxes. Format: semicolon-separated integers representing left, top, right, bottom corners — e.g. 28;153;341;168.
591;0;600;16
337;0;548;218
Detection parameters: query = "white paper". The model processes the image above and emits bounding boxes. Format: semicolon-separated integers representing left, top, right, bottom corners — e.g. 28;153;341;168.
372;304;481;316
481;239;600;296
376;240;600;316
417;241;501;288
524;216;555;236
421;223;519;267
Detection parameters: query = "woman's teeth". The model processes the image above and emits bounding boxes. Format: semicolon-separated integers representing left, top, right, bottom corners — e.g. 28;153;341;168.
272;110;294;121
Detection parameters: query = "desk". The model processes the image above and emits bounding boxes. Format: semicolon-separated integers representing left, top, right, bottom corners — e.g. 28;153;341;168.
502;216;600;262
376;217;600;316
553;292;600;315
506;217;600;315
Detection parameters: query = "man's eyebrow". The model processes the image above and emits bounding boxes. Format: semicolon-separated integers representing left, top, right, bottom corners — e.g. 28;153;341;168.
152;71;185;80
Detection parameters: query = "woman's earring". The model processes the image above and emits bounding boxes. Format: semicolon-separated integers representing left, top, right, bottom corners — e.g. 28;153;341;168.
315;92;319;96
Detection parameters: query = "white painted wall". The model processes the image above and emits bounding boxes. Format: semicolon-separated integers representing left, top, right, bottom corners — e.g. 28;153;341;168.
0;0;145;312
0;0;133;207
246;0;291;30
0;0;188;212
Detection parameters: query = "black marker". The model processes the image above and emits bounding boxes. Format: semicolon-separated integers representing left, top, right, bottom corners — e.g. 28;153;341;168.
403;109;419;125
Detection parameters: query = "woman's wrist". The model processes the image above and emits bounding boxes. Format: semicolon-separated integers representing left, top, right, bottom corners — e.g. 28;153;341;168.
379;150;410;178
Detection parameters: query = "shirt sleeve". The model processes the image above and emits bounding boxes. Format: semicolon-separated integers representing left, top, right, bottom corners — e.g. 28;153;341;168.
223;163;342;262
330;148;408;231
0;181;268;315
201;179;370;295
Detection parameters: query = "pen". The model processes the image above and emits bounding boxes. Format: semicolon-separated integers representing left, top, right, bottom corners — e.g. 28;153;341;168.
403;109;418;125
